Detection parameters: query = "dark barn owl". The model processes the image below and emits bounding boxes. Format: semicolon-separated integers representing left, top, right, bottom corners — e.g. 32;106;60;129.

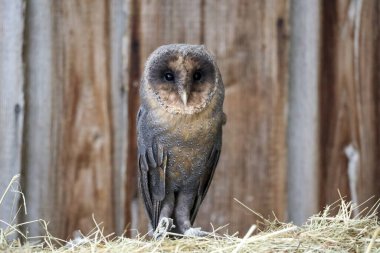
137;44;225;237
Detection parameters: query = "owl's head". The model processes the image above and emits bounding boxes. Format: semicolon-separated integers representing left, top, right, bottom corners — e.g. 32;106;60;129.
142;44;223;115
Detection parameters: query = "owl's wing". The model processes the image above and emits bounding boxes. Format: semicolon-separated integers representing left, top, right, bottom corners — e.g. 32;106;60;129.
190;132;222;225
137;108;167;230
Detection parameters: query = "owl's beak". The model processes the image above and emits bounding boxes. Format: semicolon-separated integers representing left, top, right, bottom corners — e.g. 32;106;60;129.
180;91;188;106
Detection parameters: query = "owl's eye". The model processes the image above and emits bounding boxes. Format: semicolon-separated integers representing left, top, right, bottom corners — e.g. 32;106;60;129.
193;71;202;81
164;72;174;82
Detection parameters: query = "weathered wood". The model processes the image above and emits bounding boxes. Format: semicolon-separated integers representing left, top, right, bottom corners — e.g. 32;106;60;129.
355;0;380;212
287;0;321;225
372;2;380;202
198;0;290;234
21;0;56;237
319;0;380;212
125;0;142;237
21;1;116;239
54;0;115;238
110;0;130;235
22;0;134;238
0;0;25;230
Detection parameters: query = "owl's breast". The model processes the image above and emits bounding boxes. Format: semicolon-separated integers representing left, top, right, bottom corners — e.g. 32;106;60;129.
145;107;221;190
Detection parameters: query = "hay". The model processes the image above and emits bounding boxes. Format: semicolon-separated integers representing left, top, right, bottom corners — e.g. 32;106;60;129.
1;176;379;252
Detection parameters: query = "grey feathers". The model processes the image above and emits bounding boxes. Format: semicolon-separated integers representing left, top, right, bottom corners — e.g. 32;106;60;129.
137;44;225;235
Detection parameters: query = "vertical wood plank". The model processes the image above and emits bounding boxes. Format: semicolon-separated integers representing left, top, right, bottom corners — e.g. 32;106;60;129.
125;0;141;236
287;0;321;225
319;0;356;210
54;0;115;238
21;0;56;236
110;0;130;235
199;0;290;234
22;1;116;238
319;0;380;211
0;0;25;230
355;0;380;211
372;2;380;202
22;0;134;238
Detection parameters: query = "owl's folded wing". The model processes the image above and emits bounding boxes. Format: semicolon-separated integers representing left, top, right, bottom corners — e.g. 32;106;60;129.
138;143;167;231
190;135;222;225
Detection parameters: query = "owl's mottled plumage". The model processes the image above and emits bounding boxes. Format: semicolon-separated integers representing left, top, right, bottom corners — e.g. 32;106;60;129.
137;44;225;236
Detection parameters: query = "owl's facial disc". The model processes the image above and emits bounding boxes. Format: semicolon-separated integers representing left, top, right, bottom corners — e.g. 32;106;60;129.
147;51;217;114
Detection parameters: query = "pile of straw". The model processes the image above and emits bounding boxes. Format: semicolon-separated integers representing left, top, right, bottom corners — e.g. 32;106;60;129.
1;176;379;252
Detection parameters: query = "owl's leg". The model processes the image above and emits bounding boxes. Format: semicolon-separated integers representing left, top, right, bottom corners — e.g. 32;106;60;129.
159;192;175;221
153;192;175;240
174;191;208;237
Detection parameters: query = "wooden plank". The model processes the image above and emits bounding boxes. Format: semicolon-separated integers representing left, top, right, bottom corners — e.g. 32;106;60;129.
0;0;25;230
319;0;380;212
21;1;116;239
53;0;115;238
355;0;380;212
319;0;356;210
372;2;380;202
125;0;142;237
109;0;130;235
22;0;132;237
287;0;321;225
20;0;56;237
198;0;290;234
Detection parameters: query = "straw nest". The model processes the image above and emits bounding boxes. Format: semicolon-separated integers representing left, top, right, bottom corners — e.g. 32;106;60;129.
1;175;379;252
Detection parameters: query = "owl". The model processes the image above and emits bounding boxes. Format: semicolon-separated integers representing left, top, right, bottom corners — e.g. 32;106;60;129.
137;44;225;237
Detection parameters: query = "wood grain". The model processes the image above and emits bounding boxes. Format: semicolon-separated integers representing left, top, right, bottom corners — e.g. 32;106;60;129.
355;0;380;212
287;0;321;225
54;0;115;238
20;1;116;238
198;0;290;234
0;0;25;231
110;0;130;235
319;0;380;212
125;0;141;237
21;0;57;237
21;0;135;238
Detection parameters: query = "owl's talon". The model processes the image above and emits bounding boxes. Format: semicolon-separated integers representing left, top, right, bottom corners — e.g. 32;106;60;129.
153;217;174;240
184;227;209;237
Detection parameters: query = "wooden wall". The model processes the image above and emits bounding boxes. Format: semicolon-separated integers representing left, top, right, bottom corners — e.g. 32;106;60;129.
319;0;380;215
0;0;379;240
0;0;25;232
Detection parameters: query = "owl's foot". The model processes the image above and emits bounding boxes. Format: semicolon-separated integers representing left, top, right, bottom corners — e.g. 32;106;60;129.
183;227;209;237
153;217;174;240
